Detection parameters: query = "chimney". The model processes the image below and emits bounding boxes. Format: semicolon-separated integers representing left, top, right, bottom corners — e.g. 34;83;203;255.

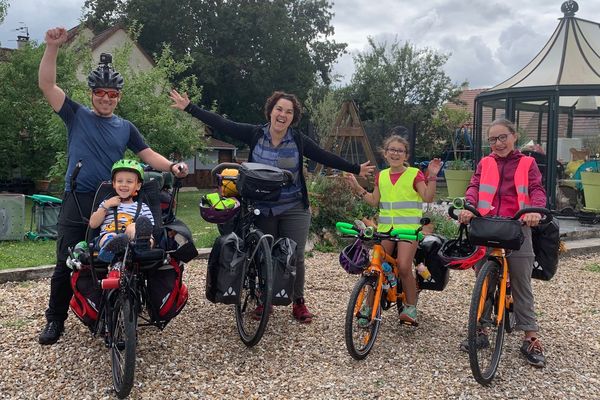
16;35;29;49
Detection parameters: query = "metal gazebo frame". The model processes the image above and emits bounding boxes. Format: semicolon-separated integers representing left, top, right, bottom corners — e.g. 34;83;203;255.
473;1;600;210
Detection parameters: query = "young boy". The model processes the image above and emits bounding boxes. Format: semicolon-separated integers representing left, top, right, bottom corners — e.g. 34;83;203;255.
89;159;154;263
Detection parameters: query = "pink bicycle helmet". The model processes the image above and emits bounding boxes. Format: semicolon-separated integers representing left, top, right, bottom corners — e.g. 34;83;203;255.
339;239;370;274
438;225;486;270
199;193;240;224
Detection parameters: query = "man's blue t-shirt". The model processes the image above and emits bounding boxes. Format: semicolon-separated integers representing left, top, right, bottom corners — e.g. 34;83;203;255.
57;97;148;192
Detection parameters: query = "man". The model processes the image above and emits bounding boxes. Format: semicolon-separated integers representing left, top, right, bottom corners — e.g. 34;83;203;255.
38;27;189;345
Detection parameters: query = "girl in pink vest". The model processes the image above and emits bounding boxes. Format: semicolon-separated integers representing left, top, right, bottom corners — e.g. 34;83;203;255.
458;118;548;368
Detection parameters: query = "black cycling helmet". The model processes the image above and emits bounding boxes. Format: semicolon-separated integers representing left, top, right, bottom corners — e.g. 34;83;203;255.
87;53;124;90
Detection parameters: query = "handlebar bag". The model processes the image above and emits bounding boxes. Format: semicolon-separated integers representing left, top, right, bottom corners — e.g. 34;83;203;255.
468;217;524;250
271;237;297;306
237;162;287;201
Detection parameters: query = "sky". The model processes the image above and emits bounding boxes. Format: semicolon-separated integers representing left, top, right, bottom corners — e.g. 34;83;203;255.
1;0;599;89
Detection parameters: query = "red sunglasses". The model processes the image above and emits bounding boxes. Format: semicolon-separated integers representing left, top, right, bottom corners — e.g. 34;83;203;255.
92;89;120;99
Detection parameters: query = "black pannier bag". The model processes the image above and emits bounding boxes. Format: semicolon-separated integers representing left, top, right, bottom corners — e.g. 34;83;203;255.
414;234;449;291
237;162;287;201
531;218;560;281
468;217;524;250
146;258;189;324
271;237;297;305
206;232;245;304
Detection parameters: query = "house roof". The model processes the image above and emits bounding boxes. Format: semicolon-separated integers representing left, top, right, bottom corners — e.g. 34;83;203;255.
486;3;600;92
446;88;487;115
206;137;236;150
66;24;155;66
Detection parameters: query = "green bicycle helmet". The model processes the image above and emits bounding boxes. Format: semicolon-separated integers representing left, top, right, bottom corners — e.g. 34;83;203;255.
111;159;144;182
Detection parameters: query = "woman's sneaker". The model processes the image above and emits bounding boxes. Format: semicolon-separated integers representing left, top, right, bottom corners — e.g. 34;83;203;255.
357;305;371;328
292;298;314;323
399;304;417;325
520;337;546;368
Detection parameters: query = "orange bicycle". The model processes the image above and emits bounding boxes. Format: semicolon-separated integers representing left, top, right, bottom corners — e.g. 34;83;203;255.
336;220;426;360
449;200;552;385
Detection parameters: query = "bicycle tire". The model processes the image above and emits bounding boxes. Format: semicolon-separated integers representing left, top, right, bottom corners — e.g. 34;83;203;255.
235;230;273;347
110;292;137;399
467;260;506;385
344;274;381;360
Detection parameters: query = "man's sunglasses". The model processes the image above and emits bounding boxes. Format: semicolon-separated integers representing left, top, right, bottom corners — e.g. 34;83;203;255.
92;89;120;99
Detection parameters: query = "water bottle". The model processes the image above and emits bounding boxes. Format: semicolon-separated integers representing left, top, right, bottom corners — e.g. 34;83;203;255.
382;262;397;287
416;262;431;281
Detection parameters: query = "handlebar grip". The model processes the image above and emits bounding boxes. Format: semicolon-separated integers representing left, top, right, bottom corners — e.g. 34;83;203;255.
448;206;459;220
513;207;553;224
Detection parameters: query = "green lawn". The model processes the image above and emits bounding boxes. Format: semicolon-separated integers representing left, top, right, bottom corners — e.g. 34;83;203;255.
0;190;219;270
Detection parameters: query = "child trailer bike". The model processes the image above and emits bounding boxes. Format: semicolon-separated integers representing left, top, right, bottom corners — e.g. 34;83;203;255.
67;161;196;398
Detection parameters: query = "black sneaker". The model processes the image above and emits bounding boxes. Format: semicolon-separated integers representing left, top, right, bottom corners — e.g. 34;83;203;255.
459;330;490;352
520;337;546;368
98;233;129;263
38;320;64;345
134;216;153;250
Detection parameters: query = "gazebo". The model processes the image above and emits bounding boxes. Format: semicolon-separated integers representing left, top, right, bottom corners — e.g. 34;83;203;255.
473;1;600;210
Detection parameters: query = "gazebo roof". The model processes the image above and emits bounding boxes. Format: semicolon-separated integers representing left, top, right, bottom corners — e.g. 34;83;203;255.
485;1;600;94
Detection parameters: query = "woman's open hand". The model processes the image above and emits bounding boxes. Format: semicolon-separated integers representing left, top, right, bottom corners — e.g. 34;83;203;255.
169;89;191;111
358;160;375;177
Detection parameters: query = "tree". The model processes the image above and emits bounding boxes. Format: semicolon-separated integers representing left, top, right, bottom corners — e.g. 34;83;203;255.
0;1;8;25
348;38;465;158
0;31;204;187
83;0;346;125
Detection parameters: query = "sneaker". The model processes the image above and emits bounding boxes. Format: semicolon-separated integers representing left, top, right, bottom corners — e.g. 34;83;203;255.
292;298;314;323
520;337;546;368
357;305;371;328
98;233;129;263
38;320;64;345
251;304;274;321
134;216;153;250
459;330;490;352
399;304;417;325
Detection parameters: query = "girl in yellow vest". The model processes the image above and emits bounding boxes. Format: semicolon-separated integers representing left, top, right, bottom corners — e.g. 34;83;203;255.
346;134;441;324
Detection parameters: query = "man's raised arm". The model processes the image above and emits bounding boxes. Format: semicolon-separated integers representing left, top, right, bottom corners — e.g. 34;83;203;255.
38;27;67;112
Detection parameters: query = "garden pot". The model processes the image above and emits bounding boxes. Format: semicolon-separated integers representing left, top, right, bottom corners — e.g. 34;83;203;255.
444;170;473;199
580;171;600;211
34;179;51;193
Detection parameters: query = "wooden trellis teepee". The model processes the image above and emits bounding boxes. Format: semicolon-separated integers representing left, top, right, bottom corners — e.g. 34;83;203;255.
314;100;378;175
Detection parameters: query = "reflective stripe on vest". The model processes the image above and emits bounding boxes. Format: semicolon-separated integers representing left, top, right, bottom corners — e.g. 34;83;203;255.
378;167;422;232
477;156;534;216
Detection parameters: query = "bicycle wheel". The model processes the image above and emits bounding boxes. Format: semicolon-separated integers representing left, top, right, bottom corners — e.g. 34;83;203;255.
467;260;505;385
110;292;137;399
345;274;381;360
235;231;273;347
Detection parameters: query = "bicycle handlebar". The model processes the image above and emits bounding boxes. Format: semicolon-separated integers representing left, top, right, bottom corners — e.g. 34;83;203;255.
448;198;553;224
335;221;424;241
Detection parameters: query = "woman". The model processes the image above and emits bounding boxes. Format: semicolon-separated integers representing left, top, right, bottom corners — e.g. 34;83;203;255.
458;118;547;368
170;89;374;323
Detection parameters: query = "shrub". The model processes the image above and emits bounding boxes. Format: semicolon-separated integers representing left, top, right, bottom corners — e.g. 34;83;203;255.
308;174;377;245
424;206;459;239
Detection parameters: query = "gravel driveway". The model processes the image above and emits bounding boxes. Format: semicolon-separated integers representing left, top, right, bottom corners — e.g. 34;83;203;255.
1;252;599;399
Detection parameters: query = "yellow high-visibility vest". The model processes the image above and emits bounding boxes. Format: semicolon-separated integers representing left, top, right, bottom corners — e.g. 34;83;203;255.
377;167;422;232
